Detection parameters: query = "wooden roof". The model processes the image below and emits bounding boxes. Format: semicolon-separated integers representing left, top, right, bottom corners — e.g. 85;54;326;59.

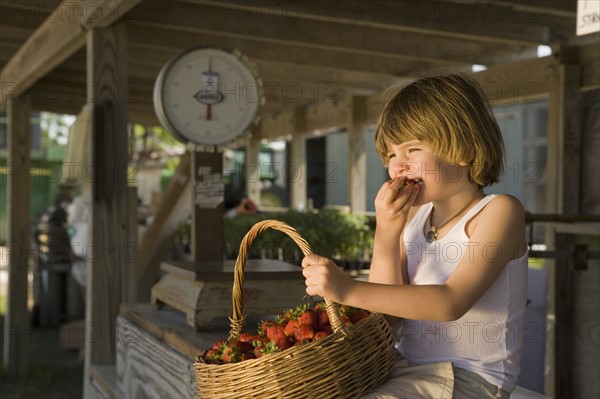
1;0;598;129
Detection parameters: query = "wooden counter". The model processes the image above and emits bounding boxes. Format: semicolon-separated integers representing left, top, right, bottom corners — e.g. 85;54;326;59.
119;259;308;397
116;303;222;398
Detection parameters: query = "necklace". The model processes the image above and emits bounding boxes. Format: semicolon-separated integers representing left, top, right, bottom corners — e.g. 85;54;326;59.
426;190;483;243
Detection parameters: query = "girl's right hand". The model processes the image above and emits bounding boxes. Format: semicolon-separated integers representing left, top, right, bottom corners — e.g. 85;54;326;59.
374;177;419;236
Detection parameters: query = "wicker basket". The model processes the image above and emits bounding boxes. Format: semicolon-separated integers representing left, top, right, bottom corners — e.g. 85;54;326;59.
194;220;395;399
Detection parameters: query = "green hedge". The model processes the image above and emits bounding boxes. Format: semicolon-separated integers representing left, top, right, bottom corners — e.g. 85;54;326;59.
222;209;374;264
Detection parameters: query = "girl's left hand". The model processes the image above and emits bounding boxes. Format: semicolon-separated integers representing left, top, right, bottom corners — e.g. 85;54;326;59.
301;254;353;302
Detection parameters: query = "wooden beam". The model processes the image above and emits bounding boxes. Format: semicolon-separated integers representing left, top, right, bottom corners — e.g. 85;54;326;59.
1;37;398;97
473;56;559;104
289;109;307;209
8;34;386;107
245;128;262;206
0;1;62;13
3;94;31;377
128;1;537;67
348;96;367;212
258;97;354;140
0;0;142;105
466;0;576;17
126;186;138;304
259;109;296;140
127;24;452;77
79;0;142;29
83;19;129;395
575;43;600;90
187;0;574;46
0;0;85;104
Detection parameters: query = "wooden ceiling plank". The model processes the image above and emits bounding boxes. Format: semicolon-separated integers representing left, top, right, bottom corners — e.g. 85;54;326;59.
80;0;142;29
450;0;576;17
0;0;86;104
2;42;398;100
0;0;142;105
128;1;537;67
0;8;46;31
0;1;63;14
181;0;574;46
473;56;559;104
127;24;459;77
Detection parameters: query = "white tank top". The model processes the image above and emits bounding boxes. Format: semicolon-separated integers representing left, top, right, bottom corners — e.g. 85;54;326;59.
397;195;528;392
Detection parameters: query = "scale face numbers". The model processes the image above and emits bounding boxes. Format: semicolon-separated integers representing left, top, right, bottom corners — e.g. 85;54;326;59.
154;47;261;150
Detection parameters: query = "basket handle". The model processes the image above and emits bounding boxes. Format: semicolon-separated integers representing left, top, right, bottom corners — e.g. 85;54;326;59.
228;219;353;341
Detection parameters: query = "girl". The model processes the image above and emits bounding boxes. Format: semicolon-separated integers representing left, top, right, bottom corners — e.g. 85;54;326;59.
302;74;528;398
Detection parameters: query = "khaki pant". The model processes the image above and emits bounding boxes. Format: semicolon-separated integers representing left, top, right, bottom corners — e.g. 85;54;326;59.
453;367;510;399
361;354;510;399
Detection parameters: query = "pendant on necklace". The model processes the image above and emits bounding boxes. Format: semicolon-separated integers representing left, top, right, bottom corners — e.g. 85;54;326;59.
426;229;437;243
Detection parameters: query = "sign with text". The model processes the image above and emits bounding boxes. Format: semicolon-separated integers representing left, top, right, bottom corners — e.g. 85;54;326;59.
577;0;600;36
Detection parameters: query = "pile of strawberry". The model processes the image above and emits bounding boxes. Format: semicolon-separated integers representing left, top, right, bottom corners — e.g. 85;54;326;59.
202;302;370;364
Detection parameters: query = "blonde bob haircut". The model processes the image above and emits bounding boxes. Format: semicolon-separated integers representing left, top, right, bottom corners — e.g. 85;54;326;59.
375;74;504;187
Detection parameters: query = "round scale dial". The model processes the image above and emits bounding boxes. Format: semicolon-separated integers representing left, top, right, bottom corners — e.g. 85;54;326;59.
154;47;262;150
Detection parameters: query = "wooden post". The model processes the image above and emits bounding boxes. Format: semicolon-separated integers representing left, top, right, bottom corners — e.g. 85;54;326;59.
246;127;262;207
348;96;367;212
545;63;581;399
126;186;138;304
191;151;224;262
3;94;31;377
84;20;129;395
289;108;307;210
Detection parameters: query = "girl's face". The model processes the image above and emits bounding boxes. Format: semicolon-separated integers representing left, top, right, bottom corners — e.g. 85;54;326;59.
386;140;469;205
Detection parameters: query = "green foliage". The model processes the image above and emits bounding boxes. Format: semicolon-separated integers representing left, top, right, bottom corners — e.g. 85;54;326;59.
39;112;74;147
0;293;6;315
223;209;374;263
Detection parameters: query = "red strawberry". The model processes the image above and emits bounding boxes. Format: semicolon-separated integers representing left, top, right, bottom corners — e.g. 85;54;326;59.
280;307;296;322
211;339;227;350
258;320;274;337
284;320;300;337
204;348;221;363
321;324;333;335
241;353;255;361
239;333;257;343
316;308;330;329
221;344;241;363
253;346;264;358
252;337;270;347
298;310;318;330
261;340;279;354
294;324;315;342
272;331;292;351
313;331;330;341
349;309;370;324
340;314;351;326
237;341;253;353
266;324;286;341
